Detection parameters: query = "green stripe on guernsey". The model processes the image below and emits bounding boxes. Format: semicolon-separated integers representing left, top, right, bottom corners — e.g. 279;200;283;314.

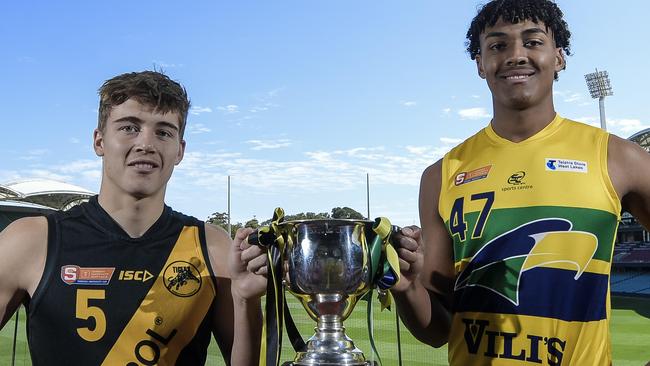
448;206;618;263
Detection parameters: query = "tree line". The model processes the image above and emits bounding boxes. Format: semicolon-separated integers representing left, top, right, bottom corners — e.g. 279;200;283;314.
206;207;365;238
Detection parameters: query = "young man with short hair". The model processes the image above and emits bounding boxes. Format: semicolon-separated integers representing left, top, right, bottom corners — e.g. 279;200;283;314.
0;71;265;365
392;1;650;364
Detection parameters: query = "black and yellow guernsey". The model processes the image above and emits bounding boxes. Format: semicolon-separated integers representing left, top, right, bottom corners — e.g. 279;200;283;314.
28;196;218;366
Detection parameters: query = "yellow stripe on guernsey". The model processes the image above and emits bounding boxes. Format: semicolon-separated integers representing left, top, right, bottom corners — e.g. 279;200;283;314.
102;227;215;366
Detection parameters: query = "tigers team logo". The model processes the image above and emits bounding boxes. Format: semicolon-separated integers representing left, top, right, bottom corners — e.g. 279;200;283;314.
163;260;202;297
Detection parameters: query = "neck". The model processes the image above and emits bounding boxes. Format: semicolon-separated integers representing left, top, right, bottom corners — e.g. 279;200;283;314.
97;189;166;239
490;98;557;142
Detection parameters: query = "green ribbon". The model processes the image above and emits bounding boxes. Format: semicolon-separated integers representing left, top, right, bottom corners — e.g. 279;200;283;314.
364;217;402;365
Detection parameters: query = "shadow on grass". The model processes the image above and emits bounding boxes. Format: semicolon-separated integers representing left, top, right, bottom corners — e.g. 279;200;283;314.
612;294;650;319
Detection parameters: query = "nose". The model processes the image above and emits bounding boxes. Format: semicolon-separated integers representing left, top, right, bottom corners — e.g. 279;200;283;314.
505;44;528;66
134;130;156;153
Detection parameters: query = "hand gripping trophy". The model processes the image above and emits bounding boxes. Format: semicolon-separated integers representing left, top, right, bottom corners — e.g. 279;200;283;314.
249;208;401;366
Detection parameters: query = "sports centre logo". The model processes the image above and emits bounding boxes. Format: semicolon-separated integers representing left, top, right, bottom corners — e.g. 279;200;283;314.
163;260;202;297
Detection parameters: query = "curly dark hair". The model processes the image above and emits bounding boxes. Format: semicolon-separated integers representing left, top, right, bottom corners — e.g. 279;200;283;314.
97;71;191;139
466;0;571;78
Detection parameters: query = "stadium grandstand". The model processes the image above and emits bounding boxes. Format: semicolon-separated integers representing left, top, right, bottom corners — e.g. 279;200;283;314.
0;179;94;231
611;128;650;297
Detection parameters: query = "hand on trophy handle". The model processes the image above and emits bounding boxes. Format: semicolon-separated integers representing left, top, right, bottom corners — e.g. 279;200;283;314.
230;227;268;300
391;225;424;293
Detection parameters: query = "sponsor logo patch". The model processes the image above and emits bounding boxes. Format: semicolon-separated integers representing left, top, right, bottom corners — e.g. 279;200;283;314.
455;165;492;186
545;158;588;173
163;260;202;297
501;171;533;192
61;265;115;285
118;270;154;282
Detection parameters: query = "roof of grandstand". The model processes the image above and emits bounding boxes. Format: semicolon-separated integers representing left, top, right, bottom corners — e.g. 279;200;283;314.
629;128;650;152
0;179;94;210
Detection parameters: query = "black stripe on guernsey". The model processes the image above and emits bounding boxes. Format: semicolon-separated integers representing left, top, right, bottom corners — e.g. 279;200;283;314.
453;267;608;322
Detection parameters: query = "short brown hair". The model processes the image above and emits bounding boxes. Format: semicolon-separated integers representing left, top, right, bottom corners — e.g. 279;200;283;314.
97;71;191;138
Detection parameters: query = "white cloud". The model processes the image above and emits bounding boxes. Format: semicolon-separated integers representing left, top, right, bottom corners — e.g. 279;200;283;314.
188;123;211;134
217;105;239;114
152;60;183;68
57;160;102;174
440;137;463;144
442;108;451;115
401;101;417;107
458;107;491;120
69;138;80;144
190;106;212;115
246;139;291;150
554;90;585;103
608;119;650;134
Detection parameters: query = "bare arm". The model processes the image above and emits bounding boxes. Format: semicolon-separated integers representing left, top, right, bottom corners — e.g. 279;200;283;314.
608;135;650;229
0;216;47;328
205;224;235;363
206;224;265;366
391;160;454;347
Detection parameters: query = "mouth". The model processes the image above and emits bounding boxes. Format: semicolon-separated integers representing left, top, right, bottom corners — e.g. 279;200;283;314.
127;160;160;170
500;69;536;82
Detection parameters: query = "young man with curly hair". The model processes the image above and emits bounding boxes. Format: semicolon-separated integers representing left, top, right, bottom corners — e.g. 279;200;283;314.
0;71;266;365
391;1;650;365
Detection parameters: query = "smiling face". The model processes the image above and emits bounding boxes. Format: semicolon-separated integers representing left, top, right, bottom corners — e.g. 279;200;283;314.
476;18;565;112
93;98;186;200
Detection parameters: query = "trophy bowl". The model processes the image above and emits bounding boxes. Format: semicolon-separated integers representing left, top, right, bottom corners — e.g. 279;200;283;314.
280;219;376;366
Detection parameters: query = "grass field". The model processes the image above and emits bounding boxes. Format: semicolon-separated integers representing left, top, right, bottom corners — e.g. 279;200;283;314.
2;295;649;365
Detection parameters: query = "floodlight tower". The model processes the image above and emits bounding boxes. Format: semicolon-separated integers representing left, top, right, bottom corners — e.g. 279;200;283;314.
584;69;613;131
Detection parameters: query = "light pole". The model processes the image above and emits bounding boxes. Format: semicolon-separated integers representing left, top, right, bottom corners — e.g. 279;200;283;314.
584;69;613;131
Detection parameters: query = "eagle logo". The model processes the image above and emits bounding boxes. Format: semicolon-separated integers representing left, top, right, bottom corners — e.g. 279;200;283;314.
455;218;598;306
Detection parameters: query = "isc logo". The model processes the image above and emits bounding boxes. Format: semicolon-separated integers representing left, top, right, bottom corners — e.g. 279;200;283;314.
119;270;154;282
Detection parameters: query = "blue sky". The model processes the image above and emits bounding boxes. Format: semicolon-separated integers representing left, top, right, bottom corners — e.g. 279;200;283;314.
1;1;649;226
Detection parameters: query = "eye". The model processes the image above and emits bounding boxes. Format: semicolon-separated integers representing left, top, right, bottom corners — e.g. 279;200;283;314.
524;39;543;47
156;129;174;138
488;42;506;51
119;124;139;133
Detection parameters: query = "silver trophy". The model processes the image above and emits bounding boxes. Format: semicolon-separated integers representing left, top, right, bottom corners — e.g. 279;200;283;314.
281;219;376;366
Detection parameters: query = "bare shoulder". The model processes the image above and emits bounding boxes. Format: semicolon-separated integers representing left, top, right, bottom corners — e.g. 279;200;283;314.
420;159;443;202
204;223;232;278
0;216;48;293
608;134;650;197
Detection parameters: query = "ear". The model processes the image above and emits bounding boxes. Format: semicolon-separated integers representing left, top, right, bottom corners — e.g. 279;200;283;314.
175;139;186;165
555;48;566;72
476;55;486;79
93;129;104;157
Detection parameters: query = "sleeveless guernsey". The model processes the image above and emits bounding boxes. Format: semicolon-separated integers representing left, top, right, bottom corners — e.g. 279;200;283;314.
27;196;218;365
439;115;620;365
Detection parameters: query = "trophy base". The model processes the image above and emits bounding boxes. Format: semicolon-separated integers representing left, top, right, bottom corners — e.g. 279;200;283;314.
282;362;377;366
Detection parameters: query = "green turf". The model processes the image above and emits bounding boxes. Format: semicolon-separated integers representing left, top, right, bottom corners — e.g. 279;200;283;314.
3;295;649;365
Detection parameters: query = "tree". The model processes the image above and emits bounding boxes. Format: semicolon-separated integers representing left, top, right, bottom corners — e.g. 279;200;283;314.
330;206;365;219
206;212;230;231
245;217;260;229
